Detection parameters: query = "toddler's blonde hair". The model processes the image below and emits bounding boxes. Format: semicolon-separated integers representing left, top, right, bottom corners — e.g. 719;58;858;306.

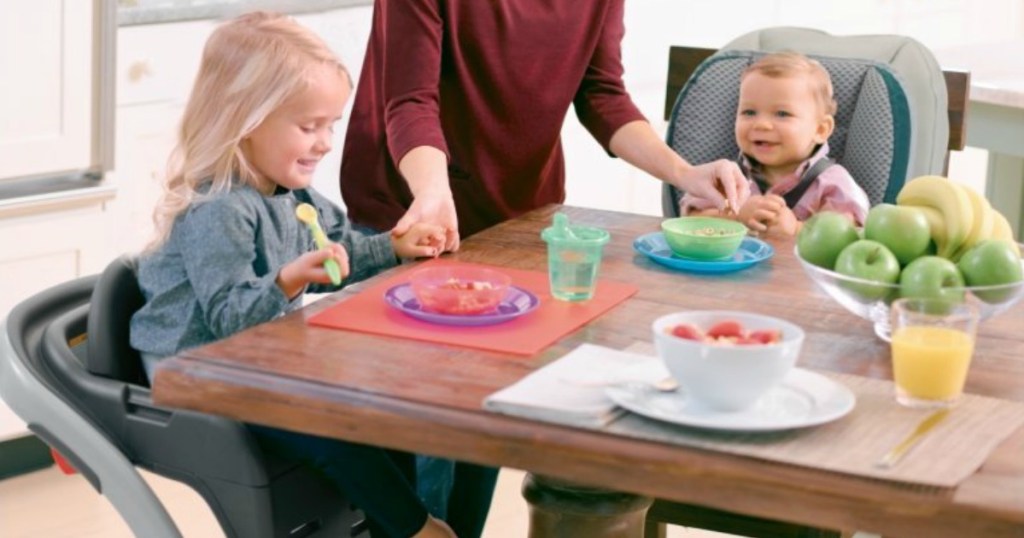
148;11;349;248
742;51;837;116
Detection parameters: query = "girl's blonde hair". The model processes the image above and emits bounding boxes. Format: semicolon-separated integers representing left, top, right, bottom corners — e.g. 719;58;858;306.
742;51;837;116
148;11;349;248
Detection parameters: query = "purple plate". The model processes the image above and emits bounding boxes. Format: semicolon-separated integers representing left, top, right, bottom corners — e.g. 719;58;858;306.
384;283;540;326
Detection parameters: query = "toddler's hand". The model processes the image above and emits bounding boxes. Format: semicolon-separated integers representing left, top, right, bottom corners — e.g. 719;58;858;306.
765;204;800;238
391;222;445;259
277;244;351;298
737;195;784;232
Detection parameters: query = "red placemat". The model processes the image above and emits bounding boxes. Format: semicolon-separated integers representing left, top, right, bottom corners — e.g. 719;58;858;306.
307;259;638;356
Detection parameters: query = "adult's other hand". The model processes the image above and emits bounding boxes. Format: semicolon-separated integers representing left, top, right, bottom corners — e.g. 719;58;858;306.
392;190;461;252
679;159;749;214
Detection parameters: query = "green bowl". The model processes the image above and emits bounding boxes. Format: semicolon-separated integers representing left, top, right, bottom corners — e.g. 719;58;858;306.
661;217;747;260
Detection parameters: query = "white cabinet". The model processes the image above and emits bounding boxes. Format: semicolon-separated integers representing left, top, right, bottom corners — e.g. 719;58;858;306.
0;16;213;444
0;2;112;424
0;0;116;315
107;20;215;253
0;1;100;181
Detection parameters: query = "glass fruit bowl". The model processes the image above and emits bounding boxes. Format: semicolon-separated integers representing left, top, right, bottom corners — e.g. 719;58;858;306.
795;245;1024;341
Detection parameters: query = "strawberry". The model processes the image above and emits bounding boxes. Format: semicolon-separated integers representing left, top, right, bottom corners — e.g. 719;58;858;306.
747;329;782;345
669;323;704;341
706;320;744;340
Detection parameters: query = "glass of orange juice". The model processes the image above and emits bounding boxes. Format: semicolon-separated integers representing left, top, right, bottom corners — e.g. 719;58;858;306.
890;297;979;408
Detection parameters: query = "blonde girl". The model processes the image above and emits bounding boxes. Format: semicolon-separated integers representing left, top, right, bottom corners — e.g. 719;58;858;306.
130;11;452;538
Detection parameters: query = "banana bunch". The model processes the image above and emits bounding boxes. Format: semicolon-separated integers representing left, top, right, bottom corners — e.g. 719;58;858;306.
896;175;1019;260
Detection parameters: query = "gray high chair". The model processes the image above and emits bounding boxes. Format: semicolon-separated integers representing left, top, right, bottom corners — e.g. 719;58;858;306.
661;26;969;218
0;256;366;537
648;27;969;538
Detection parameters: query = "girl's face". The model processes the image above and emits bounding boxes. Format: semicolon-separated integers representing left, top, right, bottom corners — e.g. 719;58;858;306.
734;71;833;177
244;63;350;192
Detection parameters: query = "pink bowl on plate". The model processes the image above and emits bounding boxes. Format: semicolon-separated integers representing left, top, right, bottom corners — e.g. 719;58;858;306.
409;266;512;315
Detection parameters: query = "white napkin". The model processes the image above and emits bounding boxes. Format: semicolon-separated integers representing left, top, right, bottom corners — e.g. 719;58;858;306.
483;343;669;427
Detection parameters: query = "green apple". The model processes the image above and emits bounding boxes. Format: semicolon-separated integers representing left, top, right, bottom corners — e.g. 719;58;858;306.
834;239;901;301
957;240;1024;303
899;256;966;302
863;204;932;266
797;211;859;269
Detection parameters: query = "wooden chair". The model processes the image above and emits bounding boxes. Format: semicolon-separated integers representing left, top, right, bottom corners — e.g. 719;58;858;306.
644;45;970;538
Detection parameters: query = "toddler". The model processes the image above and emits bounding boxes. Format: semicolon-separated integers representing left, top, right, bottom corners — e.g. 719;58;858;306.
681;51;869;236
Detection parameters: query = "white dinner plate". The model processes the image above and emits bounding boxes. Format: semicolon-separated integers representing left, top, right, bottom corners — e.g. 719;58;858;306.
606;368;855;432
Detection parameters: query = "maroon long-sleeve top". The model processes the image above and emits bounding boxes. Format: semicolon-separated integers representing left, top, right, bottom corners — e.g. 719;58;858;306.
340;0;646;237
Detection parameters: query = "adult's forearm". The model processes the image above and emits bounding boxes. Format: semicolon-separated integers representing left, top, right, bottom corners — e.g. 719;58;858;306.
397;145;451;197
608;120;690;188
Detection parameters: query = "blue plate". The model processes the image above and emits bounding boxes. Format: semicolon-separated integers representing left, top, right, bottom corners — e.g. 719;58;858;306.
633;232;773;274
384;283;540;326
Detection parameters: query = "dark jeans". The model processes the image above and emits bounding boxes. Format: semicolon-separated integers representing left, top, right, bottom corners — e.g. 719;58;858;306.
351;220;501;538
249;425;426;538
417;456;500;538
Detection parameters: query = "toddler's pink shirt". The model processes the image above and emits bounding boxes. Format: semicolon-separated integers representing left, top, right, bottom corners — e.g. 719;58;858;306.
680;143;869;225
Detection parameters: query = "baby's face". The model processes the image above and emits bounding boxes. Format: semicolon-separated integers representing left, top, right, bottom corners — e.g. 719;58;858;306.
734;72;832;175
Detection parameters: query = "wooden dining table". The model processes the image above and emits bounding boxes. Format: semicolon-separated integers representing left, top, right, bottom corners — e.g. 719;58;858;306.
152;204;1024;538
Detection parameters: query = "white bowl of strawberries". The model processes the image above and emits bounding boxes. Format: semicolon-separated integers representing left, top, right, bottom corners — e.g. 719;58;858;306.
652;311;805;411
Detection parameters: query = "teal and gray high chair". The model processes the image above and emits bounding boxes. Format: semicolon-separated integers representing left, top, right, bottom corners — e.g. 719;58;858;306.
0;256;366;537
648;27;968;538
661;26;969;218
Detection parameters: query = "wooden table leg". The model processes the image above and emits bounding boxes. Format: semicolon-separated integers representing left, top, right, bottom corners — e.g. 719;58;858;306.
522;473;653;538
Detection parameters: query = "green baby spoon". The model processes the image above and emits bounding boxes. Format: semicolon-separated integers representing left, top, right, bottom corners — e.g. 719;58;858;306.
295;203;342;285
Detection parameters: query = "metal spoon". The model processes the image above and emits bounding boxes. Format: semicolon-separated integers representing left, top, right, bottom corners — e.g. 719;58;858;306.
875;408;951;469
561;376;680;392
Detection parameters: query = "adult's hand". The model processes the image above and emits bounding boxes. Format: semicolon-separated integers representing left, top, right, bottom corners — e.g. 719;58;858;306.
677;159;749;214
607;122;748;214
392;190;460;252
395;146;461;252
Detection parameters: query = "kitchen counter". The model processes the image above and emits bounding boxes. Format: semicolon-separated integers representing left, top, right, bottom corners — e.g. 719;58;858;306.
118;0;372;26
936;40;1024;110
935;40;1024;241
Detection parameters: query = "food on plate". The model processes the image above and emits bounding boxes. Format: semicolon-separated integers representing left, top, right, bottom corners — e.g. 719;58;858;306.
660;216;746;260
416;278;504;315
409;266;513;316
439;278;496;291
667;320;781;345
685;226;738;237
